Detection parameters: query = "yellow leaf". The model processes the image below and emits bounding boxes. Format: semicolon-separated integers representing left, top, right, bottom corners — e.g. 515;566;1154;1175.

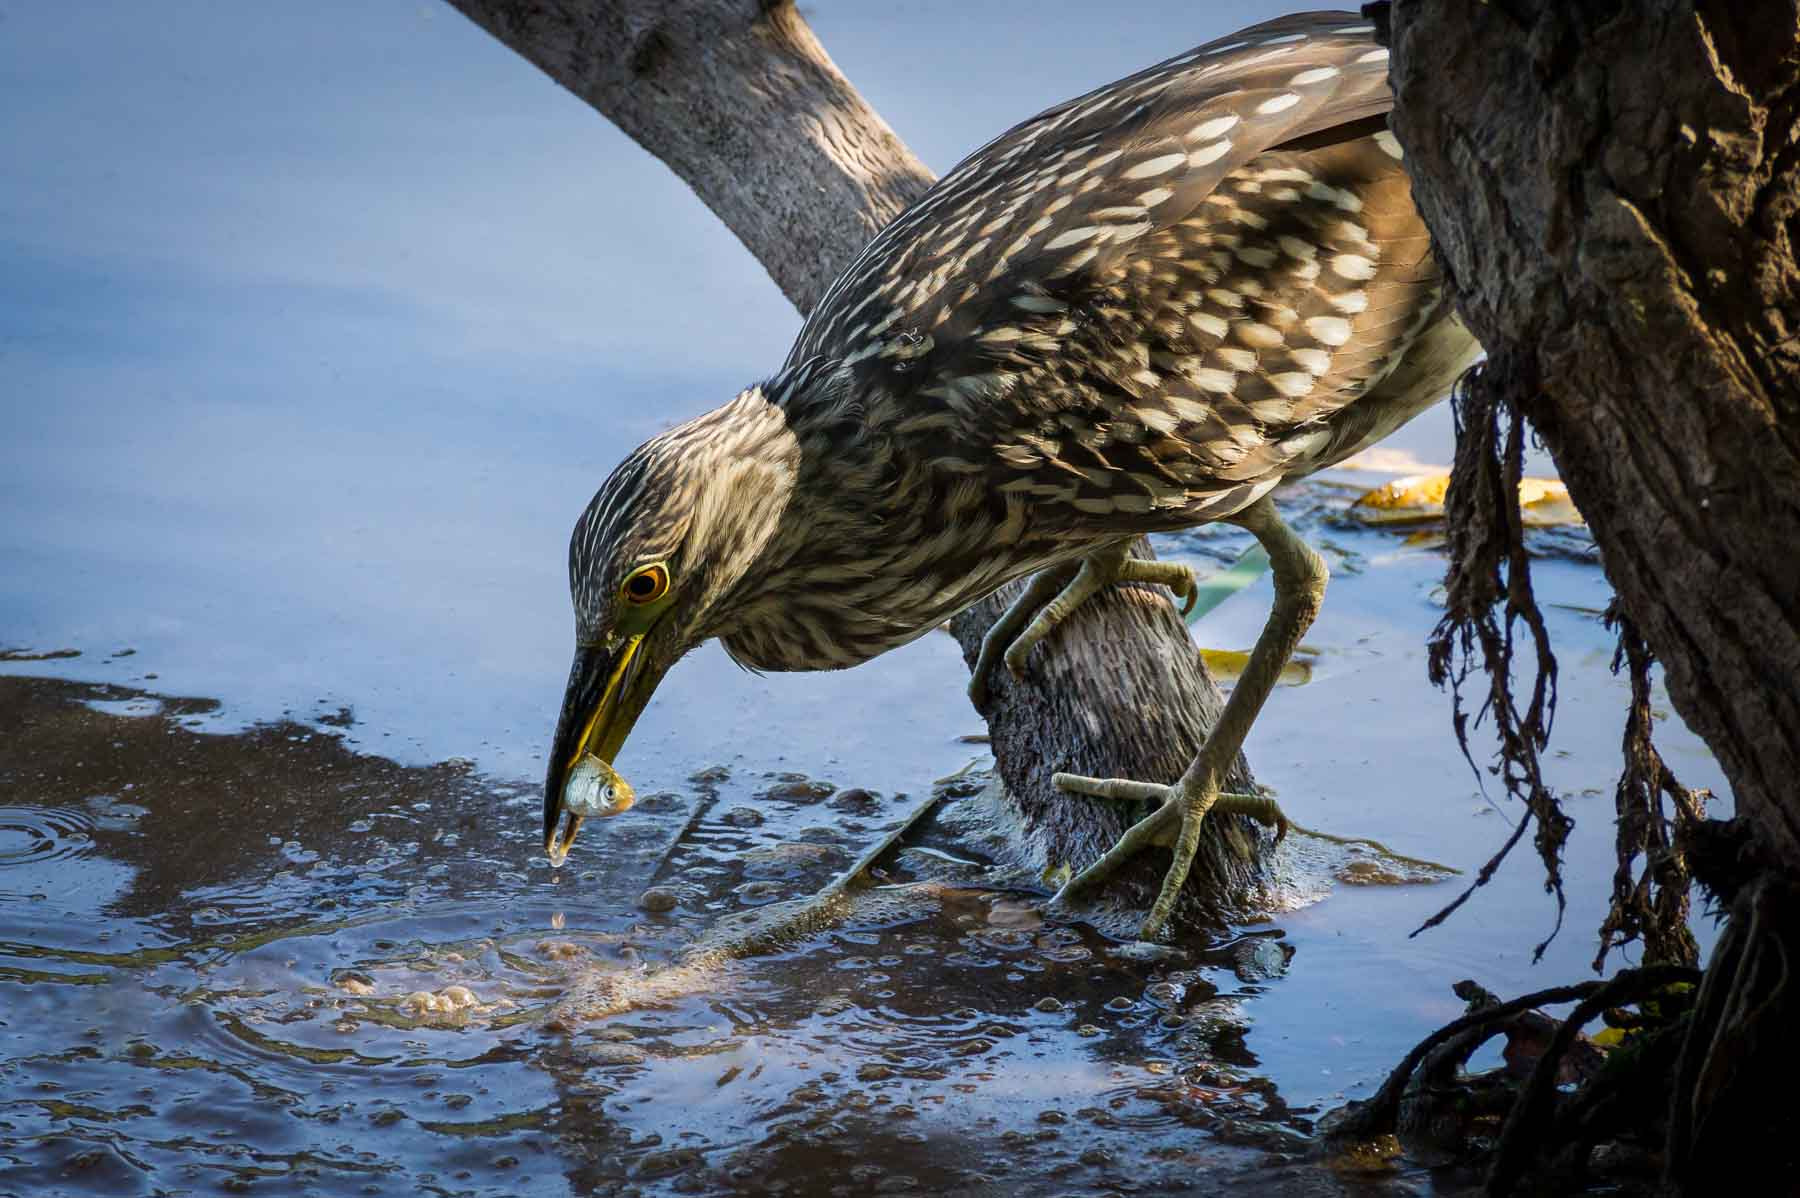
1348;473;1584;527
1200;647;1314;687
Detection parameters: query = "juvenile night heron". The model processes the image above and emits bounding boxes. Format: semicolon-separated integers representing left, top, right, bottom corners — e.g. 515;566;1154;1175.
543;12;1480;937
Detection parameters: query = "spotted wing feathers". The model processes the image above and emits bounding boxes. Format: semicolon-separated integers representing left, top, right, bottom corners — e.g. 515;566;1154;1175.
785;13;1429;532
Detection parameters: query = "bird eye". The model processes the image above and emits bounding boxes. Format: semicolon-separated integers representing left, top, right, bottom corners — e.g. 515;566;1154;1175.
621;563;670;605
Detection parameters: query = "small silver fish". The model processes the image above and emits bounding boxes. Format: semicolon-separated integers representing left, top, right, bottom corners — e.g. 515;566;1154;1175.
563;754;636;820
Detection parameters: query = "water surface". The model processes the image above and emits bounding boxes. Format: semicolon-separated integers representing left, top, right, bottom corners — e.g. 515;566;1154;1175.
0;4;1728;1193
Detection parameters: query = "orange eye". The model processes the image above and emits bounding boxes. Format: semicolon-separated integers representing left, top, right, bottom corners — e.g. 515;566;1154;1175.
621;563;670;605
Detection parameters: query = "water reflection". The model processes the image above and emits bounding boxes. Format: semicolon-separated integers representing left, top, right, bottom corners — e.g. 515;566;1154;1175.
3;668;1468;1196
0;466;1732;1196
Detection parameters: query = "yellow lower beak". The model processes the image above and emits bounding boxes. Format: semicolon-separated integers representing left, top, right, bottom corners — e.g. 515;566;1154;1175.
542;635;654;860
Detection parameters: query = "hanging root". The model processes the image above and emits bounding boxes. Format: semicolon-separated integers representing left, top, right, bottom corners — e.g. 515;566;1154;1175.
1420;359;1570;958
1593;603;1709;970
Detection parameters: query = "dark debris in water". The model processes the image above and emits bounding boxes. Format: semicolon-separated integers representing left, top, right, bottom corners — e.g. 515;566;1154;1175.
0;674;1466;1197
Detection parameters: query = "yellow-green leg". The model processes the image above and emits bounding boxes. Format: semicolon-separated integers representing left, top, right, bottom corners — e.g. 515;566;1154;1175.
1052;497;1327;940
967;541;1198;708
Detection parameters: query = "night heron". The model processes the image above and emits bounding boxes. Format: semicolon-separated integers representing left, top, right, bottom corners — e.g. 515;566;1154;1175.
543;12;1480;938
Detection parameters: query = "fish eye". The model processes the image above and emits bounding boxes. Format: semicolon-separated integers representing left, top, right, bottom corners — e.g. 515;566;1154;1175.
621;563;670;605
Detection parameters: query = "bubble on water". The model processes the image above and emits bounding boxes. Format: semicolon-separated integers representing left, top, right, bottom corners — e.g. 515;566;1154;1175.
537;940;584;961
637;887;679;913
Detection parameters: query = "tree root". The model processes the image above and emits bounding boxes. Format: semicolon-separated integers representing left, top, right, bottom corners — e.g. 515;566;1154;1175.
1326;964;1700;1195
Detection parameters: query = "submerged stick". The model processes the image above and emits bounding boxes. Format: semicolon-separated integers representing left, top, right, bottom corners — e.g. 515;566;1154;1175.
546;792;945;1026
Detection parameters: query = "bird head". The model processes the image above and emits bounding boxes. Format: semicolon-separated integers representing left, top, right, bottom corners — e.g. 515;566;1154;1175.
542;389;801;860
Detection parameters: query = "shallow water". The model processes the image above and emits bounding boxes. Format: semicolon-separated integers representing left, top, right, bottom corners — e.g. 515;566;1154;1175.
0;467;1730;1196
0;5;1731;1191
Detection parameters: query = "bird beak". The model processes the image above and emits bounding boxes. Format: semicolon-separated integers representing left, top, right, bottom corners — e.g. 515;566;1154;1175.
542;637;660;861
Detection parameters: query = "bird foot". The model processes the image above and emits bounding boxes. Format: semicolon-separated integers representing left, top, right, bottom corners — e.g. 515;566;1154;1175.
1050;770;1288;940
967;549;1197;709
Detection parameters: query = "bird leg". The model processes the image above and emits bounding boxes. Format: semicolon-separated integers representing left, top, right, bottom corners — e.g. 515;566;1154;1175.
967;560;1079;708
1051;497;1327;940
967;541;1198;707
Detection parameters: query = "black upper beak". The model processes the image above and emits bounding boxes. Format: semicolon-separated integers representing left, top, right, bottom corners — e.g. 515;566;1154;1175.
543;643;612;856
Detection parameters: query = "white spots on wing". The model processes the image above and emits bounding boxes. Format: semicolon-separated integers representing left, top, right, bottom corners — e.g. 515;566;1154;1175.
1111;221;1154;244
1136;404;1180;435
1240;46;1300;66
1234;245;1278;269
1262;32;1310;44
1331;253;1378;281
1259;167;1315;184
1337;24;1376;34
1188;139;1233;167
1024;215;1053;237
1010;294;1066;313
1277;235;1318;260
1048;246;1101;277
1187;114;1240;141
1289;347;1333;374
1043;225;1102;250
1192;368;1238;393
1123;151;1188;179
1136;186;1175;207
1374;130;1404;159
1277;427;1333;459
1307;181;1364;212
1328;289;1371;315
1205;39;1251;56
1260;303;1299;329
1255;93;1302;116
1205;287;1245;310
1214;346;1258;372
1190;311;1229;339
979;326;1023;344
1268;371;1316;398
1306;315;1354;346
1235;321;1284;349
1289;66;1341;86
1357;47;1391;64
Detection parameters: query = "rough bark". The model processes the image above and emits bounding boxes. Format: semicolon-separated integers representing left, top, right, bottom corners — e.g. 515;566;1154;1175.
1384;1;1800;1190
1387;0;1800;870
444;0;1271;916
951;548;1263;923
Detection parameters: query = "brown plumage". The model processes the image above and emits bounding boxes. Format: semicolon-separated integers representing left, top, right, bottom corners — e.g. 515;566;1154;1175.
545;12;1480;933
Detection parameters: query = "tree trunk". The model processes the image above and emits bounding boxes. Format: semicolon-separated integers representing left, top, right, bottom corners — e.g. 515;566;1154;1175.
1384;0;1800;1188
444;0;1272;919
